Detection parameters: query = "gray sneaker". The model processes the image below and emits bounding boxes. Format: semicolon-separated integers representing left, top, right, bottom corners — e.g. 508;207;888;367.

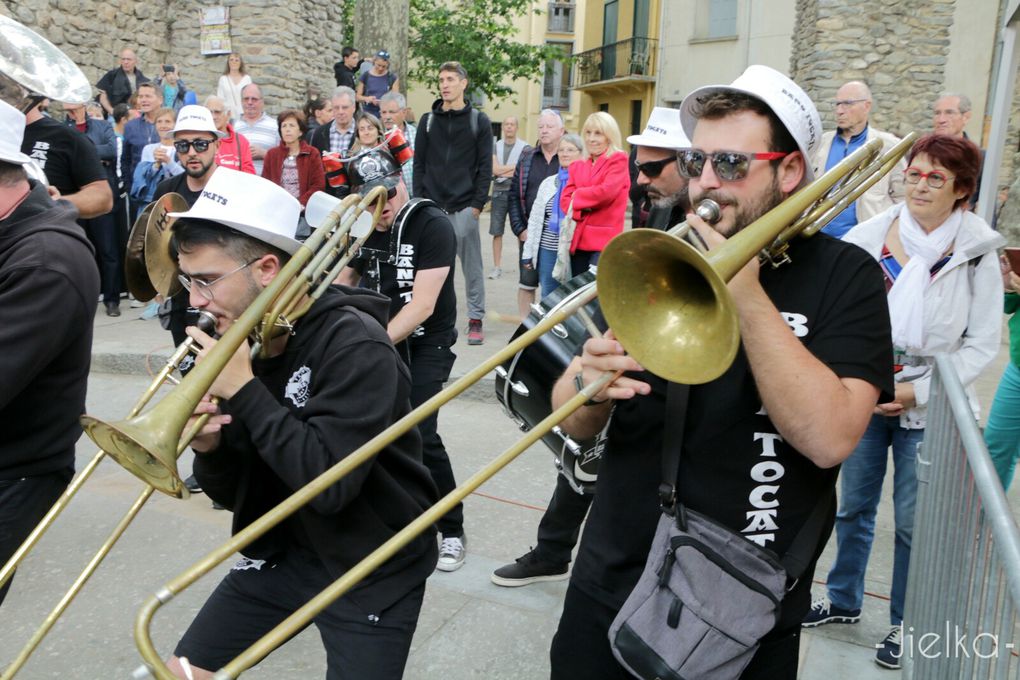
487;267;502;279
437;535;466;572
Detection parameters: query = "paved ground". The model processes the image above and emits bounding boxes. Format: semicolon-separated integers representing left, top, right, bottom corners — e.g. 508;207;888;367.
1;212;1016;678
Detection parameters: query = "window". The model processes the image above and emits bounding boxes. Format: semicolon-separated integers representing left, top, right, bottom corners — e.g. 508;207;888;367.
708;0;737;38
542;41;572;110
548;1;575;33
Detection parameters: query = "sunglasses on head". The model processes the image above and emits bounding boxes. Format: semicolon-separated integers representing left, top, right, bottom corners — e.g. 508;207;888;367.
633;157;676;179
677;149;789;182
173;138;213;154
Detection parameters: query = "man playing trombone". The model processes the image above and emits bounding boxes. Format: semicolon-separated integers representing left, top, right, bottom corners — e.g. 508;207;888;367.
161;168;438;679
547;66;895;678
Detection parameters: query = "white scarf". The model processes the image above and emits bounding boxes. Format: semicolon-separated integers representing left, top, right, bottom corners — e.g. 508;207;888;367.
887;203;962;352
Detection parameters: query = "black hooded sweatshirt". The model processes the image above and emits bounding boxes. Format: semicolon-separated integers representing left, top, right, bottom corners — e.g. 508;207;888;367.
0;181;98;480
412;99;493;213
194;284;439;613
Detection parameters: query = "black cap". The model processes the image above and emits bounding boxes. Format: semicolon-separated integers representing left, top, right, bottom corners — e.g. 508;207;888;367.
347;148;401;193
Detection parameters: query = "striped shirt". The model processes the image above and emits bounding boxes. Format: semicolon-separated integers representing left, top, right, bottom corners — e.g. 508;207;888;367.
235;113;279;175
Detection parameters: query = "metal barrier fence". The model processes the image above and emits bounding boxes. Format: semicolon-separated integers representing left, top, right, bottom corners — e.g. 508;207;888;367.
903;355;1020;679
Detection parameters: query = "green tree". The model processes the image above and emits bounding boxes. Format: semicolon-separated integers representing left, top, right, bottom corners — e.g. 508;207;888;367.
408;0;569;104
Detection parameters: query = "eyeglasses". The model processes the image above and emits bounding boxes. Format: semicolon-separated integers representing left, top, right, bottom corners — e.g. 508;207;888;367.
633;157;676;179
832;98;869;109
677;149;789;182
178;259;258;302
173;138;213;154
904;167;954;189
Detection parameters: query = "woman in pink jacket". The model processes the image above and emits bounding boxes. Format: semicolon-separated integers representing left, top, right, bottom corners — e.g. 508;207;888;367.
560;111;630;276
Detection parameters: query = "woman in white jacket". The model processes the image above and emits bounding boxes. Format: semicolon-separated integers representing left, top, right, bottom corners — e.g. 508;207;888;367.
805;133;1004;667
522;133;583;300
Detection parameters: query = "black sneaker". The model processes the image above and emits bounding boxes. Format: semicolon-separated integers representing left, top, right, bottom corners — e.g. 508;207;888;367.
801;595;861;627
875;625;903;669
491;548;569;587
183;474;203;494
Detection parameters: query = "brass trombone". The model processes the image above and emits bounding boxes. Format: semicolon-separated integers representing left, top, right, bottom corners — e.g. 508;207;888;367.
125;134;915;679
0;189;386;679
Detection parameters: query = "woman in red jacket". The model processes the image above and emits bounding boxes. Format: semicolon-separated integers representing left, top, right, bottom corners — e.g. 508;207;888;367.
262;110;326;239
560;111;630;276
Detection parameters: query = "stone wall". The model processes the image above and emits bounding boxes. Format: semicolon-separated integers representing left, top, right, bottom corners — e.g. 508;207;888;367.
1;1;344;113
790;0;957;138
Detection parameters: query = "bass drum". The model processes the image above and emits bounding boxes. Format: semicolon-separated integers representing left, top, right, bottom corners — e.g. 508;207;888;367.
494;269;606;495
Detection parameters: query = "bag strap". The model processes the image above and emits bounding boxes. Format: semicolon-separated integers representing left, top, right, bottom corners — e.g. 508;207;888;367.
660;381;834;582
659;382;689;514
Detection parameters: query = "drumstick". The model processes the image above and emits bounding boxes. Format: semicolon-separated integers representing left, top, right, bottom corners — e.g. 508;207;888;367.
486;310;522;325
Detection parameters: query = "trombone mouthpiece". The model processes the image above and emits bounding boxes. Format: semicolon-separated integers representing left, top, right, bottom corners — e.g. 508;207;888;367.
695;199;721;225
195;310;217;335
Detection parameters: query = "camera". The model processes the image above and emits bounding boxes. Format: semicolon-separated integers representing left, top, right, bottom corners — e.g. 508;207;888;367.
162;64;175;73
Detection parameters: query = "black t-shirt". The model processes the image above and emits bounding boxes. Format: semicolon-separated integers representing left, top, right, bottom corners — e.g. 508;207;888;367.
153;171;203;206
350;202;458;348
21;117;106;197
571;233;894;633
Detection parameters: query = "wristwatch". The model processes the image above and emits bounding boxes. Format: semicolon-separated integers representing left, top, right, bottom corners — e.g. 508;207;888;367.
574;371;609;407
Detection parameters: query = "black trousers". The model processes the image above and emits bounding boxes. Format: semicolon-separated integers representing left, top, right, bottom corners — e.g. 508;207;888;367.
0;469;72;606
406;342;462;538
550;581;801;680
80;211;123;303
535;473;593;566
175;547;425;679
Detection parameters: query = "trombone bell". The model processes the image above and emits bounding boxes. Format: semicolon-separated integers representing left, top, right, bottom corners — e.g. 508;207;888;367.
80;410;186;498
597;229;739;385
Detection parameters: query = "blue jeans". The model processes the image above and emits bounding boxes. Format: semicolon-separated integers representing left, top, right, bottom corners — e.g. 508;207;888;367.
826;414;923;625
537;246;559;299
985;362;1020;490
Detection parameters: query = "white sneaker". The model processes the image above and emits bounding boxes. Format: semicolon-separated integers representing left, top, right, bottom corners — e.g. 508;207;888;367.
437;535;466;572
487;267;502;279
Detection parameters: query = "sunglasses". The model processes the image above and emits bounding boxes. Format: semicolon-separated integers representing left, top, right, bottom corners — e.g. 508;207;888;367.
677;149;789;182
173;138;213;154
904;167;954;190
633;157;676;179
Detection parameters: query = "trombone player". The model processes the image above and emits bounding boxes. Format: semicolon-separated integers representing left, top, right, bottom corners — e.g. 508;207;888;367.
548;66;895;678
161;168;438;679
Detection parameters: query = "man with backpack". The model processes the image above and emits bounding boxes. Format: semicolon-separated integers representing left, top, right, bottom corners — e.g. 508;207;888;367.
413;62;492;345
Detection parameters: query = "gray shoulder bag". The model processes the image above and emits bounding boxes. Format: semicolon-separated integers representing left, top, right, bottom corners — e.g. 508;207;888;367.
609;382;832;680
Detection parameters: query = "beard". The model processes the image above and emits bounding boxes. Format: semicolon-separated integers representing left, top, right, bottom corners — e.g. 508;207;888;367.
185;156;214;179
649;186;688;210
692;171;784;238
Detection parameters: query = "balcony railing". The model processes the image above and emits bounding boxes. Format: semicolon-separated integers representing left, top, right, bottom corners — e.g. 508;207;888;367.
547;1;575;33
573;37;657;88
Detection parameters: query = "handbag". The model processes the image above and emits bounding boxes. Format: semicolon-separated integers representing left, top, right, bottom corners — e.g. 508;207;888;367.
552;198;575;284
609;383;833;680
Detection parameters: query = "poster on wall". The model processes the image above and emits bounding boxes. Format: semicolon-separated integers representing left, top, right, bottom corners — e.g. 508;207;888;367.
200;7;231;55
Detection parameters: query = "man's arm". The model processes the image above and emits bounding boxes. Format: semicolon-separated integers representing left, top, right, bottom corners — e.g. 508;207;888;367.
412;117;428;198
471;114;494;211
334;265;360;287
63;180;113;218
550;334;649;441
98;91;113;116
387;267;450;344
507;152;528;236
692;217;880;468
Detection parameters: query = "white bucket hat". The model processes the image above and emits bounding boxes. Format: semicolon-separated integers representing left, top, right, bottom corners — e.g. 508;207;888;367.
679;65;822;183
173;104;227;139
168;168;302;254
0;100;33;166
626;106;691;150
